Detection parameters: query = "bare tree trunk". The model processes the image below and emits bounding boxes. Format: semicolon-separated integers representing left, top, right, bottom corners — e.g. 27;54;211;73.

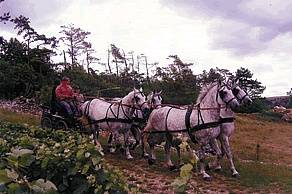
27;38;30;66
137;56;140;74
121;50;128;74
63;50;67;69
115;56;119;76
130;52;134;72
70;37;74;67
86;51;90;74
144;56;150;85
107;49;112;74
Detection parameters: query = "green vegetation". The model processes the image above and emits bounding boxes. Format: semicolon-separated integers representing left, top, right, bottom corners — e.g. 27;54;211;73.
0;121;130;193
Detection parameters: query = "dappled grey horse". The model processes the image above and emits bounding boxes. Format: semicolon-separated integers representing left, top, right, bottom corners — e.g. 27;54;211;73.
81;88;149;159
142;81;240;180
108;90;163;151
207;78;252;177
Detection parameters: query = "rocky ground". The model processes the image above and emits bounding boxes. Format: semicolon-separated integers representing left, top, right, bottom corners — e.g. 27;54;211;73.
0;97;42;115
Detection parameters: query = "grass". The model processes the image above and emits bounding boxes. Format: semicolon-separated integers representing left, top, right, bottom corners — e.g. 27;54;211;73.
1;108;292;192
0;108;39;126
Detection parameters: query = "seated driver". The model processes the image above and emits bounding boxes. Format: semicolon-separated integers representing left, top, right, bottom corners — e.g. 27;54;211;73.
55;76;77;118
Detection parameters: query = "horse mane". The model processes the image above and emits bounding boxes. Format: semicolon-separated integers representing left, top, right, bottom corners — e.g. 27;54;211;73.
196;82;218;103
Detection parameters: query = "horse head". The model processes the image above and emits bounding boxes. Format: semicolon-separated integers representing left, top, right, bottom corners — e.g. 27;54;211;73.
217;80;240;111
147;90;163;109
228;78;253;105
125;88;150;113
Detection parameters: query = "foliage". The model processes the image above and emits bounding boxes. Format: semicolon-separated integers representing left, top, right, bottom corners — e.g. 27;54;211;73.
258;110;283;122
235;98;269;113
171;139;198;194
235;67;266;99
286;95;292;108
0;121;129;193
59;24;91;66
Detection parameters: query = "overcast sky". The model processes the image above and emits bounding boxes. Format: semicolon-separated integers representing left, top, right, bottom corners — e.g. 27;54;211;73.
1;0;291;97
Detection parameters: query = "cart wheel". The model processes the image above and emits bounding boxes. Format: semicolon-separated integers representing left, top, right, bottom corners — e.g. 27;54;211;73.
56;120;69;130
41;117;52;129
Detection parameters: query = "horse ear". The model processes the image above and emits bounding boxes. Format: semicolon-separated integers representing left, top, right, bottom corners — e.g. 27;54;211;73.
227;78;233;88
235;77;239;85
158;90;162;94
139;87;143;92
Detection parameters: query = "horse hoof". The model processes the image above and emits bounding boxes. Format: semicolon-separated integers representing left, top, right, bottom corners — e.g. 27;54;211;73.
232;173;240;178
127;155;134;160
168;165;176;171
109;148;116;153
203;176;212;181
148;158;156;165
143;153;149;158
214;166;222;172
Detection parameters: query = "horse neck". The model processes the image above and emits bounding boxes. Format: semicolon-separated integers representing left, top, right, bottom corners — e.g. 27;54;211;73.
120;93;134;117
220;107;235;118
199;85;219;109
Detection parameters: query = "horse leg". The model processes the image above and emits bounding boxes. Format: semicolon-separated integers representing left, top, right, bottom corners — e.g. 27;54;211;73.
109;131;119;153
220;134;239;177
148;142;156;165
141;130;150;158
175;145;184;167
124;129;133;159
107;133;114;150
130;126;140;150
197;146;212;181
91;124;101;149
208;138;223;171
165;137;175;170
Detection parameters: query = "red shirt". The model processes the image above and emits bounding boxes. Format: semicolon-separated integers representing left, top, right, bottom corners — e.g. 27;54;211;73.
55;83;73;101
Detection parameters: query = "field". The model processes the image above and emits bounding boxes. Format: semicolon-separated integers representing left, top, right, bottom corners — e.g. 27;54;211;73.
0;108;292;193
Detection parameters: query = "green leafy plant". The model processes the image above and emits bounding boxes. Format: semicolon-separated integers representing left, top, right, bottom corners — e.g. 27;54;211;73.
0;121;129;193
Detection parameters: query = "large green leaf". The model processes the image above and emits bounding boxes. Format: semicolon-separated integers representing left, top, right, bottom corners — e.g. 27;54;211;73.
0;169;12;184
31;179;58;194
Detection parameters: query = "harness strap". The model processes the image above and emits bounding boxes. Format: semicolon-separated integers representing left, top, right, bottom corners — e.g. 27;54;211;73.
185;104;197;143
220;117;235;123
121;102;133;121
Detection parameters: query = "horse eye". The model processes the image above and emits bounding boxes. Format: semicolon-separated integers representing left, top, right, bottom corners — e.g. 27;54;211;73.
232;88;239;96
134;96;140;102
219;90;226;99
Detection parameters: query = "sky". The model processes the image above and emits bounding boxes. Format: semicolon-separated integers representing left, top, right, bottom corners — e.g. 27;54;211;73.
1;0;291;97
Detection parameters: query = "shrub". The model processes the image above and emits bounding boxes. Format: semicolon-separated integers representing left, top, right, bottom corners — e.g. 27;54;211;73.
0;121;129;193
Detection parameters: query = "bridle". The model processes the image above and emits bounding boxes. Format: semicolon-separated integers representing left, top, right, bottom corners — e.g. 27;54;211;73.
216;84;237;107
232;87;249;104
149;93;162;109
133;91;148;112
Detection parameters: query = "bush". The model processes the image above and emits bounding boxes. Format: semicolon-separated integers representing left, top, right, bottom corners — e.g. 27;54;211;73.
0;121;129;193
258;110;283;122
236;98;269;113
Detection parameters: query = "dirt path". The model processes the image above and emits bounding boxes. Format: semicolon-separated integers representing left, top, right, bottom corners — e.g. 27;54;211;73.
104;150;253;194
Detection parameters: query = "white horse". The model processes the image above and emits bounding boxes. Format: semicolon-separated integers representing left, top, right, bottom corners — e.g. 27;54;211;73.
81;88;150;159
107;90;163;151
142;81;240;180
208;78;252;177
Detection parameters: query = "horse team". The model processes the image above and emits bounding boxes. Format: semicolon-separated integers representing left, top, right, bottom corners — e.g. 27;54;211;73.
80;78;252;180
